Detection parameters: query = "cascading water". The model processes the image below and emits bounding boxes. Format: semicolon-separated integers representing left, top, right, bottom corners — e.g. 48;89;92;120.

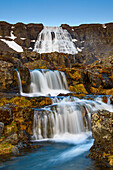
33;27;78;54
32;96;113;141
30;69;69;96
17;69;69;97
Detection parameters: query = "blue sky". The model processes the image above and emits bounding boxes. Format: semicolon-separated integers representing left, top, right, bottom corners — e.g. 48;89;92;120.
0;0;113;26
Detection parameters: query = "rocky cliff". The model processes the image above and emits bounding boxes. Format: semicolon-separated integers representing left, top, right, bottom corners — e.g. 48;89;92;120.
0;21;113;94
0;21;43;52
0;21;113;62
61;23;113;60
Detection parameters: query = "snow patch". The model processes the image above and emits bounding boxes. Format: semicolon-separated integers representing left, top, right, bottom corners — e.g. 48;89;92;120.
80;41;84;43
31;40;35;42
1;39;23;52
11;26;15;29
20;38;26;40
102;24;107;29
28;47;32;49
5;31;16;40
72;39;77;42
77;47;82;52
81;47;84;50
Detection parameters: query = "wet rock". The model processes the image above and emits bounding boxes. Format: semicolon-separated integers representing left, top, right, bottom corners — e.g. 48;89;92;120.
0;122;4;138
89;110;113;167
11;146;19;155
102;96;108;103
19;67;31;93
110;96;113;104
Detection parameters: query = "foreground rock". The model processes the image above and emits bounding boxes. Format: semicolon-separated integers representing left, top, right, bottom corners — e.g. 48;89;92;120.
0;96;52;157
89;110;113;167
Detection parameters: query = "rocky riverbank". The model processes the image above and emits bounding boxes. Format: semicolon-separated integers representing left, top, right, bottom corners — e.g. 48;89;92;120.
89;109;113;167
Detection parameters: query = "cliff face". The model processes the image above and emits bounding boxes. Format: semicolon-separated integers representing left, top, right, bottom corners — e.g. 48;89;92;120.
0;21;113;62
61;23;113;60
0;21;113;94
0;21;43;52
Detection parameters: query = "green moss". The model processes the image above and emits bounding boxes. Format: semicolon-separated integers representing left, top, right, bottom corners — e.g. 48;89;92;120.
0;143;14;155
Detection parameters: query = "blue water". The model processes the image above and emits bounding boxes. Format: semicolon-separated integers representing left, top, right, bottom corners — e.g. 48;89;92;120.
0;136;102;170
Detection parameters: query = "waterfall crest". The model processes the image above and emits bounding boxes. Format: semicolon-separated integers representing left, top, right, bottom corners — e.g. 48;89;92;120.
34;27;78;54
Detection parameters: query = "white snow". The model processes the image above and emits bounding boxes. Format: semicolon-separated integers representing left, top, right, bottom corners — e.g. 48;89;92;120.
31;40;35;42
81;47;84;50
102;24;107;29
20;38;26;40
1;39;23;52
72;39;78;42
28;47;32;49
77;47;82;52
11;26;15;29
5;31;17;40
80;41;84;43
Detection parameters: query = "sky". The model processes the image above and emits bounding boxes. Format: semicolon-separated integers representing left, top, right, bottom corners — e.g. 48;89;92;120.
0;0;113;26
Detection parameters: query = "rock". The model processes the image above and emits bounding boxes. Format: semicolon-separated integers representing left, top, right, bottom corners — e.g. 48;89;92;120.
2;133;18;145
0;122;4;138
0;21;43;52
89;110;113;167
110;96;113;104
0;107;12;125
11;146;19;155
19;67;31;93
0;60;14;92
102;96;108;103
61;23;113;61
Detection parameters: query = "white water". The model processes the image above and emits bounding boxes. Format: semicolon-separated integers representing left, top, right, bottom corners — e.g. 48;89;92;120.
17;69;69;97
34;27;78;54
33;96;113;141
16;68;113;145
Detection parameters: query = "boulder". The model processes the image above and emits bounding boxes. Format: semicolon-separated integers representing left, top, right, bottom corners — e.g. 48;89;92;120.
89;110;113;167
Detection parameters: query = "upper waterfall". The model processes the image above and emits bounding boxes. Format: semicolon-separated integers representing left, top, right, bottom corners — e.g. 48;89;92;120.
33;27;78;54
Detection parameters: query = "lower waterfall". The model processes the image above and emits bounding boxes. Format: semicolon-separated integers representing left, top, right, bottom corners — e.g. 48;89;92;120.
32;96;113;141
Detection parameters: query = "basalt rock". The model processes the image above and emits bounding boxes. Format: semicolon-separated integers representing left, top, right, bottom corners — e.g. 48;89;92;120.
61;23;113;60
89;110;113;167
0;122;4;138
0;60;14;92
0;21;43;52
110;96;113;104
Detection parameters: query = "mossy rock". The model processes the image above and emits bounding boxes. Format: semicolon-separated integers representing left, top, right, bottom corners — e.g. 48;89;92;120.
69;84;88;94
0;143;14;155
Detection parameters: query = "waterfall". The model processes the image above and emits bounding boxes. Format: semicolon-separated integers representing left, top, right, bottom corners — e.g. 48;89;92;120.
32;96;113;140
16;69;69;97
16;70;23;94
30;69;69;96
33;27;78;54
